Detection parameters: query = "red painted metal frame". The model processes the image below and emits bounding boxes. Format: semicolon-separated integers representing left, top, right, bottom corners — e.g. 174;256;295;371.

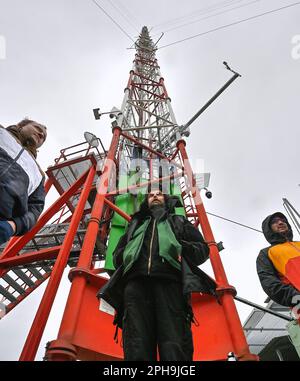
45;127;122;361
0;147;104;359
54;141;104;165
0;33;257;361
0;246;61;269
50;153;97;173
0;119;255;362
0;177;54;257
0;167;95;324
0;166;91;316
19;165;97;361
42;126;257;361
98;204;112;246
121;131;183;170
44;177;54;194
176;139;257;361
104;198;131;223
0;168;90;272
134;55;159;69
6;273;52;315
46;154;97;214
77;171;183;199
106;171;183;197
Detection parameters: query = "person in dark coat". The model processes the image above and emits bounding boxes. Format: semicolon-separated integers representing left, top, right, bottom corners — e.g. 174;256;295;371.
0;118;47;245
98;189;216;361
257;212;300;307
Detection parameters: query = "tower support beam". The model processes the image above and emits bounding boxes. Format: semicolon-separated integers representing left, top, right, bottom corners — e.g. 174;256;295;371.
177;139;257;361
0;168;91;278
19;164;97;361
45;127;121;361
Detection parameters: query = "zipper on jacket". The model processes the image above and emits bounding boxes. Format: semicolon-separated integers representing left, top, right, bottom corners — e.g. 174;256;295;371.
148;219;157;275
0;147;24;180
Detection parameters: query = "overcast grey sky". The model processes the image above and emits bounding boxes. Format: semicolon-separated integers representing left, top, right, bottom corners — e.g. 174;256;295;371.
0;0;299;360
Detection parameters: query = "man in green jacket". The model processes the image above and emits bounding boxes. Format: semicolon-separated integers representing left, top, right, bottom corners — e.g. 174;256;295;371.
99;189;216;361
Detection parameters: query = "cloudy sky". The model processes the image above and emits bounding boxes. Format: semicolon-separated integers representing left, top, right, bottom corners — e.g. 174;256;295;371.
0;0;299;360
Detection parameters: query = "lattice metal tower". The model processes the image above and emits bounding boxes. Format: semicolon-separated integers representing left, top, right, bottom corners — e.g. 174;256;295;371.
0;27;257;361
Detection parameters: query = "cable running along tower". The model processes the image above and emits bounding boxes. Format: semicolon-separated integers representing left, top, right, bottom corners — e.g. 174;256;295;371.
0;27;257;361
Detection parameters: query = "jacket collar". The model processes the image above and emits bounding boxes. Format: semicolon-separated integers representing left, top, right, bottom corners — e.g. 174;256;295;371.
6;125;38;159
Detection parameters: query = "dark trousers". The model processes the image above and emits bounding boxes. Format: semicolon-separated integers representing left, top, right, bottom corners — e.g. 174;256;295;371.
122;277;194;361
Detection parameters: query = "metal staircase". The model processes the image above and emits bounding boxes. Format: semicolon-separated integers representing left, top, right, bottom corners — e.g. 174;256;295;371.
0;138;107;317
0;263;53;315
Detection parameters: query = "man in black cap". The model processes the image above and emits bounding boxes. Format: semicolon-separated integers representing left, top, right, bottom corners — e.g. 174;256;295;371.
98;189;216;361
0;118;47;245
257;212;300;307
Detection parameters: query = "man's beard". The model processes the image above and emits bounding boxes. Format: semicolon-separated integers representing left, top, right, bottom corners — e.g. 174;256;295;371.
279;230;289;239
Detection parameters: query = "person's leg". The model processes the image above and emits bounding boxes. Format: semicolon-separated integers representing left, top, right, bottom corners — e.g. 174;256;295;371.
155;280;194;361
123;278;157;361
